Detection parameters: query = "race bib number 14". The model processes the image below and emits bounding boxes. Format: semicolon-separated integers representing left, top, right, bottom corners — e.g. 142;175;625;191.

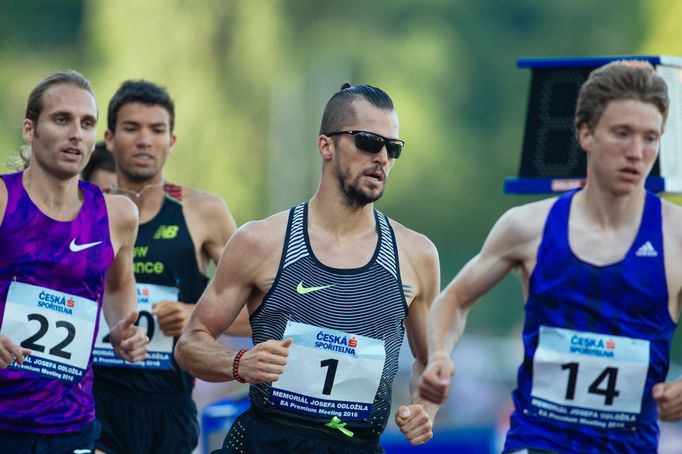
271;321;386;421
0;281;98;384
532;325;649;415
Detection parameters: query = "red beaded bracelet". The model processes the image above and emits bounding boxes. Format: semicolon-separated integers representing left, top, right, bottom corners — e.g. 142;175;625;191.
232;348;249;383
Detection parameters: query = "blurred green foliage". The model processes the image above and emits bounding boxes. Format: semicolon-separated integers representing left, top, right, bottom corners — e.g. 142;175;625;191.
0;0;662;338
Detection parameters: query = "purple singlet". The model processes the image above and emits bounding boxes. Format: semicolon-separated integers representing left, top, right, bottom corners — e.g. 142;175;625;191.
0;171;114;433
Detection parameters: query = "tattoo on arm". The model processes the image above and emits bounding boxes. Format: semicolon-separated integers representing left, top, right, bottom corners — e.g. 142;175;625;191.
264;277;275;292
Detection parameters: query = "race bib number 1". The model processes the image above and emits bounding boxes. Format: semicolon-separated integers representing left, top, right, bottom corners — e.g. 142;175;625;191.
92;283;178;370
0;281;98;384
271;321;386;421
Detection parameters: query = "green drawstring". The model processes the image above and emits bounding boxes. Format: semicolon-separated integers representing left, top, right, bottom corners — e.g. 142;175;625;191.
325;416;354;437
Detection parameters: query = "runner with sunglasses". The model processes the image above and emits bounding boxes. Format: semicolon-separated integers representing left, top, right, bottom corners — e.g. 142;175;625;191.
419;61;682;453
176;83;441;453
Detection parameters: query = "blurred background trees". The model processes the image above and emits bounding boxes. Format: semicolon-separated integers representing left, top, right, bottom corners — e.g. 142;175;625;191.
0;0;676;337
7;1;682;450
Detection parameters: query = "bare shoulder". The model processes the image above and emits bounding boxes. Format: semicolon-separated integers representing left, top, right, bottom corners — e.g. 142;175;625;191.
662;198;682;224
387;218;439;305
179;185;200;198
104;193;138;231
215;209;290;292
662;199;682;244
181;187;228;216
227;209;289;255
389;219;438;264
493;197;555;246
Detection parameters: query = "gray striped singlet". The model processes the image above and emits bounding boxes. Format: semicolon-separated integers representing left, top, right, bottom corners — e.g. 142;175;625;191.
249;202;408;436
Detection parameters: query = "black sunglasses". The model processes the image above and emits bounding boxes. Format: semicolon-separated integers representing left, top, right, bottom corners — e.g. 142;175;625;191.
326;130;404;159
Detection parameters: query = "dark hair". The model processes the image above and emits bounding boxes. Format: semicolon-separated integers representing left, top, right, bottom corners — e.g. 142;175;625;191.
319;83;395;135
575;61;669;134
18;70;95;169
107;80;175;132
81;141;115;182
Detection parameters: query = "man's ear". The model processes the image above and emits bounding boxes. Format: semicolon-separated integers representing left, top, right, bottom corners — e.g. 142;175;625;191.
22;119;35;143
169;133;177;154
318;134;334;161
577;123;593;153
104;129;115;152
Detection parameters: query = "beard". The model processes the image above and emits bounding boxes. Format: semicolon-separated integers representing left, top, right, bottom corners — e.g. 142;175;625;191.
335;160;385;209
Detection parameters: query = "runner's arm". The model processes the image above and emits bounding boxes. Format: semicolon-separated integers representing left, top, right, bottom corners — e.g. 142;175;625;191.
396;235;440;445
419;206;538;404
197;193;238;264
102;195;147;362
184;191;250;337
654;202;682;420
199;194;250;337
175;221;289;382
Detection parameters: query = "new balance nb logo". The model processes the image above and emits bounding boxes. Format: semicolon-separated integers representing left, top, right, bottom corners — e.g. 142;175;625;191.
153;225;179;239
635;241;658;257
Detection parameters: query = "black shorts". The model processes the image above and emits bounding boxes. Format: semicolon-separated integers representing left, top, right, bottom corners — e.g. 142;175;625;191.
0;421;100;454
94;390;198;454
213;410;384;454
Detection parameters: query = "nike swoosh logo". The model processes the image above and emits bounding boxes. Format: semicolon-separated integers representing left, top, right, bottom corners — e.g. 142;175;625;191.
69;239;102;252
296;281;334;295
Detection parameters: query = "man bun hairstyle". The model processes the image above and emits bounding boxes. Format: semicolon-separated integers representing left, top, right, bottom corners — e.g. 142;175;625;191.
319;83;395;135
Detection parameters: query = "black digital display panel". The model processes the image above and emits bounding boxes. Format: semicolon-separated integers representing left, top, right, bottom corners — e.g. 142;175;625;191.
518;67;661;178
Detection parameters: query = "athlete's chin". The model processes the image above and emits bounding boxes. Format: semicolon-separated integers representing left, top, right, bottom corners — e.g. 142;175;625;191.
360;183;385;200
604;186;642;199
358;188;384;204
343;191;383;208
611;179;646;196
126;168;161;182
367;190;384;203
50;163;84;180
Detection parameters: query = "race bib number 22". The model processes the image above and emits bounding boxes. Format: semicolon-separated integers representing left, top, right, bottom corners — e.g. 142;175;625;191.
0;281;98;384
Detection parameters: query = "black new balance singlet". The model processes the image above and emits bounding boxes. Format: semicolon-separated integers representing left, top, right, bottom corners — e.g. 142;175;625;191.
249;203;408;437
94;194;208;394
